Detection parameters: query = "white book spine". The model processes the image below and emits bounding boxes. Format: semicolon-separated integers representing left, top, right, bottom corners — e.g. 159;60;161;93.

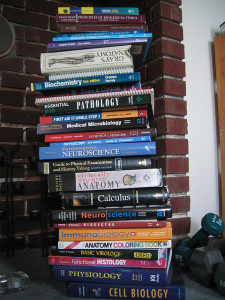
41;45;133;76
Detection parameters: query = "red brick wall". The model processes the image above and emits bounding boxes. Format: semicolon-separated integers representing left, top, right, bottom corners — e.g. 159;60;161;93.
0;0;190;251
141;0;190;246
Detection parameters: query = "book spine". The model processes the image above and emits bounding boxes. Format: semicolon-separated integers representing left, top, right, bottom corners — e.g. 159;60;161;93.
59;24;148;33
67;282;185;300
38;156;152;175
40;93;152;113
58;7;139;15
52;265;169;285
54;220;168;229
40;109;147;124
52;33;151;42
47;167;161;192
48;256;167;268
57;240;172;250
56;14;146;24
60;186;169;208
45;128;156;143
40;45;133;76
49;135;151;147
50;204;172;223
49;247;161;260
39;141;156;161
57;30;145;37
47;37;147;53
37;116;148;135
31;72;140;92
58;227;172;242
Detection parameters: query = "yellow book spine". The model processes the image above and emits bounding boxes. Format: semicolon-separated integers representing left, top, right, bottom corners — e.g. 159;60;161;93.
58;227;172;242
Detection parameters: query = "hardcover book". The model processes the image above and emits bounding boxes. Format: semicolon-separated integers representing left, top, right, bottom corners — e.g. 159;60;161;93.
60;186;170;208
38;156;153;174
56;14;146;24
58;7;139;15
40;45;134;78
57;240;172;250
67;262;185;300
58;226;172;242
47;167;161;192
50;204;172;223
44;128;156;143
54;220;168;229
31;72;140;92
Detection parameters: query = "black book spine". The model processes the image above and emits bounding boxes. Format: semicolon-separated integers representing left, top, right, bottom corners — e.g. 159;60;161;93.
38;156;152;175
49;247;159;260
37;117;147;135
42;93;152;115
60;186;169;208
50;204;172;222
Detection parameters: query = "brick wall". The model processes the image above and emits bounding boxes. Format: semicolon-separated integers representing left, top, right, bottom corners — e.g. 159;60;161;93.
0;0;190;252
141;0;190;246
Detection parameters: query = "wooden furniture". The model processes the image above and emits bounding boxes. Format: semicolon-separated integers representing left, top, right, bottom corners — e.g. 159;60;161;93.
214;32;225;232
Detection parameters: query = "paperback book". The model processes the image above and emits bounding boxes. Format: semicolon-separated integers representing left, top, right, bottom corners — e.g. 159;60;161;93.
58;7;139;15
59;24;148;33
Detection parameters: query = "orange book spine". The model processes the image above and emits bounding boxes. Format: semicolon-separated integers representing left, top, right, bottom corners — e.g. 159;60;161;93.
58;224;172;242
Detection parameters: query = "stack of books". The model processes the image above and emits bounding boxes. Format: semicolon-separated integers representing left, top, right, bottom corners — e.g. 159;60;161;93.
32;5;185;300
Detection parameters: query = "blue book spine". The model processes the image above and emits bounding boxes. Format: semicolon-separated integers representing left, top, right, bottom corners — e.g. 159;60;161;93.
39;142;156;160
45;113;102;123
67;282;185;299
49;136;152;147
53;33;152;42
60;7;139;15
57;30;145;37
31;72;140;92
52;265;168;286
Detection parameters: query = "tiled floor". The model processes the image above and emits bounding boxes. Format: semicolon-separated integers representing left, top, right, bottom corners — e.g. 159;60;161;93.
0;248;224;299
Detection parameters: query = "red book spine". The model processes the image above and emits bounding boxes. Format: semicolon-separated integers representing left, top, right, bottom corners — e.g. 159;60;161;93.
59;24;148;33
45;128;156;143
54;220;168;229
56;14;146;24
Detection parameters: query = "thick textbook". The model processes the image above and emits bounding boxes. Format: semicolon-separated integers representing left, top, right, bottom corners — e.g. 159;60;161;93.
67;263;185;300
59;24;148;33
54;220;168;229
37;156;152;175
58;7;139;15
57;240;172;250
37;116;148;135
39;109;147;124
47;167;161;192
51;254;173;285
49;246;161;261
50;204;172;223
60;186;169;208
56;14;146;24
48;255;168;268
39;142;156;161
57;30;145;37
31;72;140;92
44;128;156;143
58;226;172;242
40;45;133;77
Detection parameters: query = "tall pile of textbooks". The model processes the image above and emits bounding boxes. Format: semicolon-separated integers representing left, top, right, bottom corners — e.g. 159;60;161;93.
32;5;185;299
